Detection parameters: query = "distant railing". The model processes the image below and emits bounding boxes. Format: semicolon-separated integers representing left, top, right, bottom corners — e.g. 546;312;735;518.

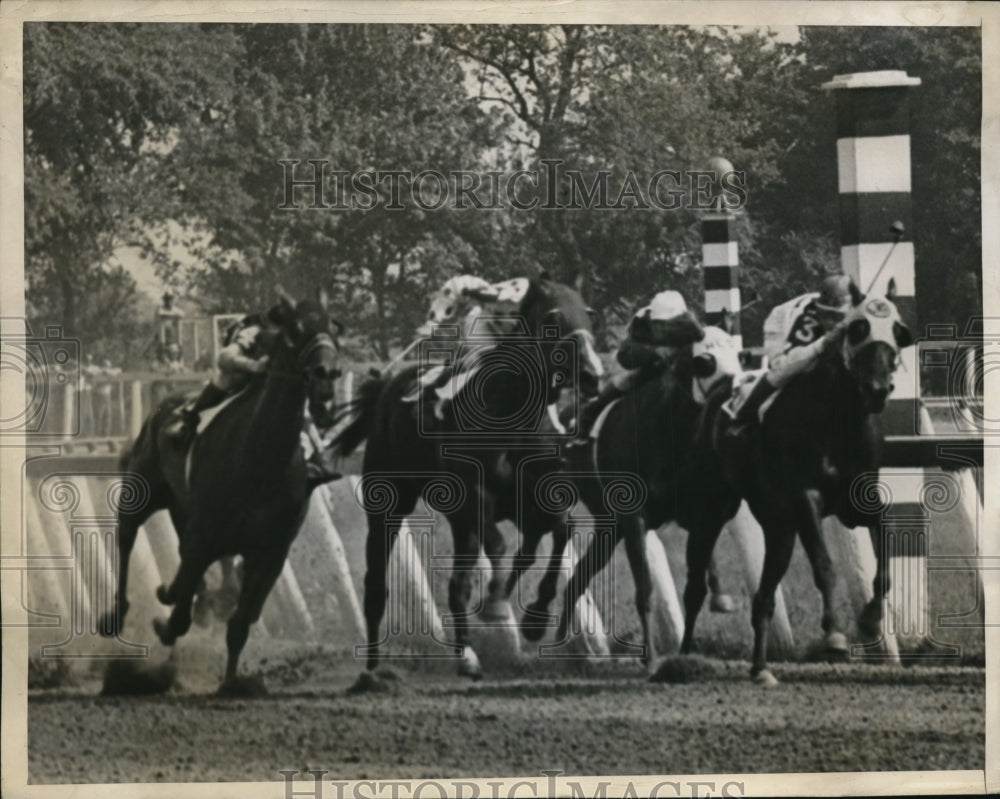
36;337;986;465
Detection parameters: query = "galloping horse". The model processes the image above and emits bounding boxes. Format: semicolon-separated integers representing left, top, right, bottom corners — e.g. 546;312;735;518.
552;327;744;669
684;296;913;684
331;277;603;680
99;290;341;694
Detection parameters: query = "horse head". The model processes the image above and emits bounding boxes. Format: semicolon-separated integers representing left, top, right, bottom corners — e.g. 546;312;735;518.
838;296;913;414
691;325;742;403
267;287;342;408
517;277;603;401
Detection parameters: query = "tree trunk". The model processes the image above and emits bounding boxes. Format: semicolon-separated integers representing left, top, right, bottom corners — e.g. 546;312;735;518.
371;264;390;361
59;272;78;339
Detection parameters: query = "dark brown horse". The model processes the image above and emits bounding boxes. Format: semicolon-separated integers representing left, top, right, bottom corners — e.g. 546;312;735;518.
684;297;913;684
551;328;743;670
99;291;341;694
556;298;912;683
331;277;603;681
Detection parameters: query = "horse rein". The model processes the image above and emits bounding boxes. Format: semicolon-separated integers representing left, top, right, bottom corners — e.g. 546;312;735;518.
297;332;337;370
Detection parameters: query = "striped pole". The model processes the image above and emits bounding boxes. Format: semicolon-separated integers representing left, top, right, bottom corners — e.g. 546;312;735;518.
701;155;741;347
823;70;938;652
701;210;742;348
822;70;921;432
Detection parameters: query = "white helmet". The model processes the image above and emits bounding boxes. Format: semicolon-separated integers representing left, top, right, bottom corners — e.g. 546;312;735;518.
638;290;689;322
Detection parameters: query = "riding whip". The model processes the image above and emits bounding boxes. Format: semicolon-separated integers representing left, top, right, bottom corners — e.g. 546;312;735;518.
864;221;906;295
382;336;424;374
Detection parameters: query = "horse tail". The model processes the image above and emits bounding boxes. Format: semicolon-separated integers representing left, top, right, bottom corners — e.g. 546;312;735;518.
118;394;179;471
329;375;384;456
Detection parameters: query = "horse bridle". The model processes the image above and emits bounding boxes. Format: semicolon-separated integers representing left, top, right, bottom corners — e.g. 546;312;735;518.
264;330;339;383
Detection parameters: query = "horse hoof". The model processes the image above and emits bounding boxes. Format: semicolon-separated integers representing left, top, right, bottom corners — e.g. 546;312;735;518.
826;632;849;660
217;674;267;698
155;584;173;605
458;646;483;680
709;593;737;613
752;669;779;687
152;617;175;646
98;612;118;638
520;607;553;642
858;603;884;640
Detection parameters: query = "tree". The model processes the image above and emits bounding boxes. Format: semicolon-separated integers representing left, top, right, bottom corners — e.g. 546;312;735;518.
171;24;498;359
435;25;811;340
795;26;982;333
23;23;240;361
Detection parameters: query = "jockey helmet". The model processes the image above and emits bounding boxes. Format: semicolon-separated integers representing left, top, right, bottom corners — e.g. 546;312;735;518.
633;291;704;347
641;290;689;321
814;275;855;315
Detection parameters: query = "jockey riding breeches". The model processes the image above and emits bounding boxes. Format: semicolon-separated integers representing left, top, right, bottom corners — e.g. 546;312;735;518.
765;335;826;389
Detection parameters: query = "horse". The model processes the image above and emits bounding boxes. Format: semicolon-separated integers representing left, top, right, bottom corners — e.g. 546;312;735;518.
550;327;745;670
681;296;913;684
99;290;341;694
330;277;603;681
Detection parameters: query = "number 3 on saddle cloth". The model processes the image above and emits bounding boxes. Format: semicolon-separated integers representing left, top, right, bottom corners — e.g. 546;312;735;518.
723;294;828;423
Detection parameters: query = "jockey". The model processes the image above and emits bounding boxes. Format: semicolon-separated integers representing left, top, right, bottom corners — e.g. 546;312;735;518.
173;314;269;439
408;275;527;415
573;290;704;443
172;312;341;484
730;273;858;428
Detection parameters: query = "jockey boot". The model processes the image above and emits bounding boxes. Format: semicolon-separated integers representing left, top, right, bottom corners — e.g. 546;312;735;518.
170;383;228;442
731;376;777;429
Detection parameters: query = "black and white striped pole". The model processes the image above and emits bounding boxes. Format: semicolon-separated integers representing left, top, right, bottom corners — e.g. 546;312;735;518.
822;70;922;433
701;156;795;656
823;70;945;654
701;155;742;348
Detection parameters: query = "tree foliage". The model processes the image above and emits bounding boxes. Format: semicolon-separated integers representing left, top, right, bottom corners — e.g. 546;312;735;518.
23;23;239;362
23;23;981;362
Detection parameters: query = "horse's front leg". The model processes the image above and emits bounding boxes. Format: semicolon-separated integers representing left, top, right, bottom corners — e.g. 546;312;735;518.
619;514;658;672
796;489;848;659
859;522;890;641
750;521;797;685
361;511;400;673
218;548;287;696
681;515;728;655
448;519;483;680
100;476;162;637
516;515;566;642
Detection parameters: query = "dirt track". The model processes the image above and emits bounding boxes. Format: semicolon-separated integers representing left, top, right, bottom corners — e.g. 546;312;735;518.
28;641;985;785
